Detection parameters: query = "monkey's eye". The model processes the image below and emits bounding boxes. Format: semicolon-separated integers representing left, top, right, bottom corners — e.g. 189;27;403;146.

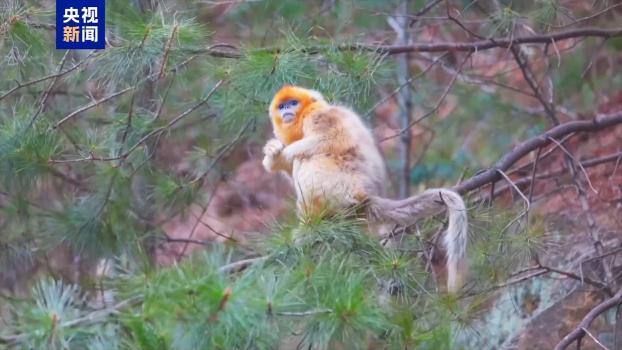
278;103;285;110
291;100;298;106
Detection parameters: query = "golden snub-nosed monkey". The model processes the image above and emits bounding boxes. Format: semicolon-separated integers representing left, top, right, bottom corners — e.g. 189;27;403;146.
262;85;468;292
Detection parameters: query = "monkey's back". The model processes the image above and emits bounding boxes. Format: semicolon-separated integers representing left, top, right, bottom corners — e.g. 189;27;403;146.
292;106;387;215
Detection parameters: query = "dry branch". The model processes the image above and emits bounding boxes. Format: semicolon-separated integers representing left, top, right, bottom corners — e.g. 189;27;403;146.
192;27;622;58
49;80;224;164
0;52;96;101
453;112;622;195
554;288;622;350
54;87;135;128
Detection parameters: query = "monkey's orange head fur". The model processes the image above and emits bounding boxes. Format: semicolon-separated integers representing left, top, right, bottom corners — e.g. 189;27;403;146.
269;85;326;145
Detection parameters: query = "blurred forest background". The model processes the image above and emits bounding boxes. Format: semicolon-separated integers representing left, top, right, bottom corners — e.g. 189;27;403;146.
1;0;622;349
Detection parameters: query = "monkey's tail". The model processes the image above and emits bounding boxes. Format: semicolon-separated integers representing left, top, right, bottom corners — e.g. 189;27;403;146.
367;189;468;292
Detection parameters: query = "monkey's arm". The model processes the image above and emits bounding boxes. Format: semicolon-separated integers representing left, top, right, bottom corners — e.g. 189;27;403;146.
281;136;322;163
262;139;293;174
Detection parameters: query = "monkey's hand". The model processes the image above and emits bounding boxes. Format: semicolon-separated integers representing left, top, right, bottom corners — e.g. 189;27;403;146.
262;138;292;174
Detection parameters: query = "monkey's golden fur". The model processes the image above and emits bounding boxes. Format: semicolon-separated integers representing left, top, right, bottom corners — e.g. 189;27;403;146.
263;85;468;292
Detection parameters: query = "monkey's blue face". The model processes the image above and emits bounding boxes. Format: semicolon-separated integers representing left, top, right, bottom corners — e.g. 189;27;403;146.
277;99;300;123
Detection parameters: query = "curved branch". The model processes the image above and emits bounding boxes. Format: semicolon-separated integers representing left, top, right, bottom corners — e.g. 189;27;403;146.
453;112;622;194
554;288;622;350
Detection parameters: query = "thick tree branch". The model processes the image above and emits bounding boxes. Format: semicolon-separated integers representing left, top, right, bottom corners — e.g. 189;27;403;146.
349;27;622;54
191;27;622;58
453;112;622;194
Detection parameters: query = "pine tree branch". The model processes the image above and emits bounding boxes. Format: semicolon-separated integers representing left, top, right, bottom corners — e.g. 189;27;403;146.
0;296;141;345
27;50;70;130
53;87;135;128
48;80;224;164
0;52;96;102
189;27;622;57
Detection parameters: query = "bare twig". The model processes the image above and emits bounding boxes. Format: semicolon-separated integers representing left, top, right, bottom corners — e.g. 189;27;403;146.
364;52;449;117
464;269;549;297
554;288;622;350
510;45;559;125
507;133;575;176
380;53;471;142
445;1;486;40
154;73;177;121
177;194;216;259
27;51;70;129
538;263;612;295
496;169;530;236
190;118;253;185
554;3;622;29
409;0;443;26
611;152;622;179
49;80;224;164
527;147;542;204
53;87;135;128
547;136;598;193
582;327;611;350
0;52;95;102
277;309;333;316
491;151;622;198
158;235;208;246
218;256;268;273
193;214;239;242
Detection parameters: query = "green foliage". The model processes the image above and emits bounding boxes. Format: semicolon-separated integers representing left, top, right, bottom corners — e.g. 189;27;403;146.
12;279;84;349
1;2;48;75
529;0;564;30
1;202;548;349
92;17;206;86
0;116;61;191
0;0;615;349
210;37;388;132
